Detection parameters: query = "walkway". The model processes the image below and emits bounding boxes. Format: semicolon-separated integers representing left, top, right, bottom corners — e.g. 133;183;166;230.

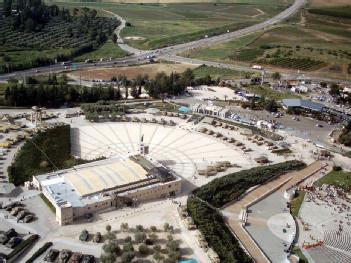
222;161;326;263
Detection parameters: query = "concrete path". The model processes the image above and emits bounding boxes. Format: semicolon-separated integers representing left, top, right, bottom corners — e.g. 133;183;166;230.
222;161;327;263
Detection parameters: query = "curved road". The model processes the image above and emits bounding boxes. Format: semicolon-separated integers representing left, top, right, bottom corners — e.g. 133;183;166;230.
0;0;315;81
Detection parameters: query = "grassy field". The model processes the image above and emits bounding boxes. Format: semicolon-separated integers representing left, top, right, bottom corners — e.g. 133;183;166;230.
74;40;128;62
290;191;306;217
184;7;351;78
315;170;351;191
49;1;290;50
245;84;300;100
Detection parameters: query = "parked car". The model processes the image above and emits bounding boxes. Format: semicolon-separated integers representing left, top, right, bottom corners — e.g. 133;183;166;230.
315;124;323;128
56;249;72;263
81;255;95;263
23;214;34;223
68;252;82;263
79;230;89;242
17;210;30;220
10;207;24;216
44;249;59;262
5;237;22;248
4;202;22;211
0;228;17;244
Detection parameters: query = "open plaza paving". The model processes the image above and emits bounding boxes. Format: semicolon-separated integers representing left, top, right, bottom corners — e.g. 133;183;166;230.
0;100;350;262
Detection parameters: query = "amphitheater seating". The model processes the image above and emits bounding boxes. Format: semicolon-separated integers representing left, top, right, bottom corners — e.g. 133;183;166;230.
307;245;351;263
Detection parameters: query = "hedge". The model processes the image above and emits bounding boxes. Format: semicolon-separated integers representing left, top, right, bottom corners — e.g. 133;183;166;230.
187;160;306;262
25;242;53;263
187;197;252;263
6;234;39;260
193;160;306;208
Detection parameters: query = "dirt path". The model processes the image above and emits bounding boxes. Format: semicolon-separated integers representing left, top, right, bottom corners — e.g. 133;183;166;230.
252;8;265;18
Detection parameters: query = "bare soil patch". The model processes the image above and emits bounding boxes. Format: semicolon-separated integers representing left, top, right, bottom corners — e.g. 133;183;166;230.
124;36;146;40
71;63;197;80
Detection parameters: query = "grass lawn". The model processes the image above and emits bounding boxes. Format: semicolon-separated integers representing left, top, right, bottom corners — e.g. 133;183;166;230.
74;40;128;62
315;170;351;191
290;191;306;217
292;246;309;263
50;1;289;50
246;85;300;100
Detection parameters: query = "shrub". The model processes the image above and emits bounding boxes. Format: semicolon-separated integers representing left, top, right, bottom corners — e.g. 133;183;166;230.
138;244;150;255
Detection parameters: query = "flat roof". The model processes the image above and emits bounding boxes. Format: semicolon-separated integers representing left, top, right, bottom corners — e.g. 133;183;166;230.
64;158;148;196
282;99;324;112
36;157;152;207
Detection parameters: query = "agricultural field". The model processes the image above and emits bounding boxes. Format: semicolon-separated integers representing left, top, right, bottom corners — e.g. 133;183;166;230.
49;1;291;50
183;7;351;79
192;65;253;79
0;4;124;73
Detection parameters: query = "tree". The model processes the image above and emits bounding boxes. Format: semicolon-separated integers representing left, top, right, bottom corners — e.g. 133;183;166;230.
123;242;134;252
166;240;180;252
121;251;135;263
106;224;112;232
180;68;195;87
134;232;147;244
100;252;116;263
4;0;12;16
125;86;129;99
138;244;149;255
163;223;170;232
272;72;281;81
150;226;157;232
168;250;181;262
112;33;118;43
153;251;164;263
135;225;144;232
148;233;158;242
131;85;138;98
329;83;340;97
102;241;120;255
124;236;132;243
264;99;278;112
120;222;129;232
153;244;162;252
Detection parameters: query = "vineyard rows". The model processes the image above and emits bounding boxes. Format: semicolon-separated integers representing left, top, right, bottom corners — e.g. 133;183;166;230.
0;16;118;49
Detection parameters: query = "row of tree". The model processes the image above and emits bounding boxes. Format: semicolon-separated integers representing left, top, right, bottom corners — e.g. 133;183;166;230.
3;69;217;107
4;0;61;31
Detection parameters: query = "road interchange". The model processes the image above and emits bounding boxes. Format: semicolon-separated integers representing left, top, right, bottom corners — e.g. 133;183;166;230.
2;0;339;82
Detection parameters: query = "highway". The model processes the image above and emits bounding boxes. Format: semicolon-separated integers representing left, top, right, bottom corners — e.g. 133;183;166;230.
0;0;322;82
